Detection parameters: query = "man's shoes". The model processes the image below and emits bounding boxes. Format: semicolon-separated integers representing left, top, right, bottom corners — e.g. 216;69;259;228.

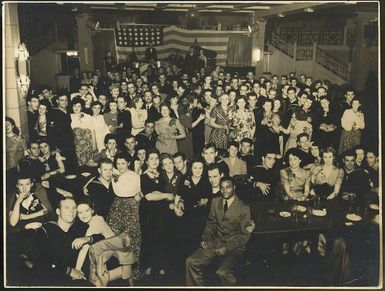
144;267;152;276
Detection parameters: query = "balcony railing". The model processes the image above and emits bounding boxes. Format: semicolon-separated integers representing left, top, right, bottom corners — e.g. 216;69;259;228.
270;32;349;81
279;27;344;45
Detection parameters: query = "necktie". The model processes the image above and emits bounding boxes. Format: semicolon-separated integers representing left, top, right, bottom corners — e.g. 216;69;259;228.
224;200;228;213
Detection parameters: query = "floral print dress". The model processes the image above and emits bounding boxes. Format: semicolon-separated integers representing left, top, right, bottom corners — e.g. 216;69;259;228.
229;109;256;142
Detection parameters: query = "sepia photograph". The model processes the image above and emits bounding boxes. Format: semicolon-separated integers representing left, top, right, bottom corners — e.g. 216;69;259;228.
3;1;381;288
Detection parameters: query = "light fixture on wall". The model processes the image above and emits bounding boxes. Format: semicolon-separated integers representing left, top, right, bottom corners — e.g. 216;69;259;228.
14;43;31;98
304;8;314;13
278;13;285;17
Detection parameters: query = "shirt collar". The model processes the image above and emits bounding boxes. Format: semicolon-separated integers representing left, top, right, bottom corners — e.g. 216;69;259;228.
223;195;235;208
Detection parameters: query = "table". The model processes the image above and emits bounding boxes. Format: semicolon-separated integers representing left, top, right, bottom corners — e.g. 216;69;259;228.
49;166;99;199
250;199;378;237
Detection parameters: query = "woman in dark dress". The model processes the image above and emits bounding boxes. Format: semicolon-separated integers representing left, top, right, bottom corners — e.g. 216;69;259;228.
190;94;206;156
175;157;211;257
313;96;339;150
139;149;175;277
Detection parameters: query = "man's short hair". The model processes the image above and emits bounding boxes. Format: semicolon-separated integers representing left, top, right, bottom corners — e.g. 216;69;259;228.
98;157;114;169
57;196;76;210
240;138;253;146
202;143;217;153
296;132;309;143
220;176;235;186
173;152;186;161
342;149;356;159
207;163;223;175
287;86;297;93
26;94;40;103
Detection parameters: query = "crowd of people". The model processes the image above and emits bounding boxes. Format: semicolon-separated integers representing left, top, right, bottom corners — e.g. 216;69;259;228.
5;46;379;287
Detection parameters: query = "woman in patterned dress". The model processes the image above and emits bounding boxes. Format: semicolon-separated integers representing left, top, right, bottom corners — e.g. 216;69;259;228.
107;152;142;267
70;97;97;166
229;96;256;142
209;94;232;152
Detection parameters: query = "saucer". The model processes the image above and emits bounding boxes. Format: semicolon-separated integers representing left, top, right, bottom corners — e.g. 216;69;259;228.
297;205;307;213
312;209;327;216
65;174;77;179
279;211;291;218
81;172;91;177
25;222;43;229
369;204;379;210
346;213;362;222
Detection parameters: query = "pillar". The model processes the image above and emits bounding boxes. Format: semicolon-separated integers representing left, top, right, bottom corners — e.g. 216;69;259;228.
76;13;95;71
251;16;267;77
5;3;29;140
350;11;378;91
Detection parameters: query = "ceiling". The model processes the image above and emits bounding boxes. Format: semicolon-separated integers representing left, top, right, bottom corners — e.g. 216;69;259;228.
59;2;378;19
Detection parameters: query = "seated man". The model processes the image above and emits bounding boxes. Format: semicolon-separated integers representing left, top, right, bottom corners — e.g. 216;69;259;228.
248;150;279;202
283;133;314;170
365;148;379;193
83;158;116;220
18;140;45;183
28;197;104;286
340;149;374;203
202;143;230;177
280;148;311;201
186;176;251;286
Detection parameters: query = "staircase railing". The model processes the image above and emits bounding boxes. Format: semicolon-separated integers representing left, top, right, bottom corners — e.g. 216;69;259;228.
315;47;349;80
271;32;294;58
269;32;349;81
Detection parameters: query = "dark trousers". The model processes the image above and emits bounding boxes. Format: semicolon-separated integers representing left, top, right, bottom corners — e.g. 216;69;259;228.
186;245;242;286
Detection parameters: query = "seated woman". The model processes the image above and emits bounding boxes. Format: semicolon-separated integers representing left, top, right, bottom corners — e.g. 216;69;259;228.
310;147;344;200
75;198;135;287
280;148;311;201
222;141;247;177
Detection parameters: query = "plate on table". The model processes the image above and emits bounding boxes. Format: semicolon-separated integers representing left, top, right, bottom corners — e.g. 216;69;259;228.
346;213;362;222
25;222;42;229
369;204;379;210
312;209;327;216
279;211;291;218
297;205;307;213
65;174;77;180
81;172;91;177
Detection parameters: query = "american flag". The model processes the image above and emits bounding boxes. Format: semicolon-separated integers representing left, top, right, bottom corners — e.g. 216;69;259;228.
115;25;230;65
115;25;163;47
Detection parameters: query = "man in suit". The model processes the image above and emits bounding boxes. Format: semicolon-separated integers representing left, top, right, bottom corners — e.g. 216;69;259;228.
145;42;157;63
186;176;251;286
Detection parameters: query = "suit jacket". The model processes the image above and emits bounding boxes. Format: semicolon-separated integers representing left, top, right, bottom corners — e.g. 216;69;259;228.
202;195;251;253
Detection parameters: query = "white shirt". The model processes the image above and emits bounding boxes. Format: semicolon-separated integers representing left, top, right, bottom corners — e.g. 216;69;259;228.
112;170;141;198
223;195;235;209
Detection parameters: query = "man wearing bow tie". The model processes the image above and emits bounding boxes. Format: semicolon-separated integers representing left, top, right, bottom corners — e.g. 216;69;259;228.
186;176;251;286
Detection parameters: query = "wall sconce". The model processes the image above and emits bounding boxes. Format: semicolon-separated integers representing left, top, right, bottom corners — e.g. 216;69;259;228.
15;42;31;98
